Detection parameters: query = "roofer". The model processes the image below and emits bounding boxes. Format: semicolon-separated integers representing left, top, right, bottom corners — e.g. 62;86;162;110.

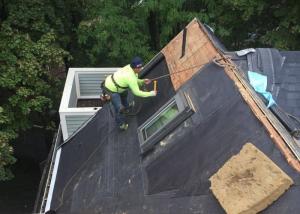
102;56;157;131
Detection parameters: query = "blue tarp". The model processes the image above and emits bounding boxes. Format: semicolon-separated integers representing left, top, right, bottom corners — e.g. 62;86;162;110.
248;71;276;108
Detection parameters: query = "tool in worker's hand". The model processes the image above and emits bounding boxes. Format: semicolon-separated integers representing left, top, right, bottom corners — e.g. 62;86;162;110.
154;80;157;91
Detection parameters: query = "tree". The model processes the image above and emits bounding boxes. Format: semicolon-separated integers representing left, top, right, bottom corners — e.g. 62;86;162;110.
0;0;69;180
134;0;198;50
77;0;151;66
0;107;16;181
197;0;300;50
77;0;198;66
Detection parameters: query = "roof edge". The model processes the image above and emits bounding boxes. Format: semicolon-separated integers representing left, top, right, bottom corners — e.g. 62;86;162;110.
216;56;300;172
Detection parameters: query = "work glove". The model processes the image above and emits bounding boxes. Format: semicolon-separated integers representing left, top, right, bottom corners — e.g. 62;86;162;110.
150;90;157;96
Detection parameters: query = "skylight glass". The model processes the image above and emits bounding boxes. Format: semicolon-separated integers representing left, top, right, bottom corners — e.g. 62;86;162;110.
137;93;194;154
142;101;179;140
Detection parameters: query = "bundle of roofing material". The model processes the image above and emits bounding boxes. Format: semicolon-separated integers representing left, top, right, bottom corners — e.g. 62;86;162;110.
210;143;293;214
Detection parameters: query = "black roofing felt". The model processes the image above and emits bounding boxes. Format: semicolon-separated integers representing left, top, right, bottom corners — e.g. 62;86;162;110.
137;55;175;125
50;59;300;213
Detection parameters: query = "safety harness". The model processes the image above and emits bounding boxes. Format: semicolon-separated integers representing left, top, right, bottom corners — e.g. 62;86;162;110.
100;74;129;104
100;81;111;103
111;74;128;90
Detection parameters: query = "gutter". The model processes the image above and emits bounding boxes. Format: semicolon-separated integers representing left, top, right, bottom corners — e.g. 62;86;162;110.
44;148;61;212
33;125;63;213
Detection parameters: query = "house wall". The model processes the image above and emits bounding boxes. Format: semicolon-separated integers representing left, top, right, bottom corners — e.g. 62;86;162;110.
65;114;94;137
68;78;77;108
78;72;109;97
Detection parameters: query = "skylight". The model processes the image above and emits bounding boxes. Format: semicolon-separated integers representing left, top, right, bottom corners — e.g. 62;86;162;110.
142;100;180;141
138;92;194;154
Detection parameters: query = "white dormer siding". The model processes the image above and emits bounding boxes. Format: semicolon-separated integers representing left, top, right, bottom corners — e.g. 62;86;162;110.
59;68;119;140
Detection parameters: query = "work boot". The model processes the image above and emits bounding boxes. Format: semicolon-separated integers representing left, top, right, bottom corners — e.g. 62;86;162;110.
119;123;129;131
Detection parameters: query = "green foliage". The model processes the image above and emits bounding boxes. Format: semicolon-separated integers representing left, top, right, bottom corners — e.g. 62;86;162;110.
77;0;198;66
0;140;16;181
198;0;300;50
260;0;300;50
0;111;16;181
0;1;70;180
76;0;300;62
145;0;201;48
77;0;151;65
136;0;196;47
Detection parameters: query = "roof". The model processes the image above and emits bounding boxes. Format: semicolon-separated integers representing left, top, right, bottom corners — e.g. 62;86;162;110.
42;18;300;214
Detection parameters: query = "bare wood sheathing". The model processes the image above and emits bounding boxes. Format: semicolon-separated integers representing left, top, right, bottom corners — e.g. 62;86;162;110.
161;18;219;90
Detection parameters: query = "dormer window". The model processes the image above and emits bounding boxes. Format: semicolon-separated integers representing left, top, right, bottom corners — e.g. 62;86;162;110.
138;92;194;154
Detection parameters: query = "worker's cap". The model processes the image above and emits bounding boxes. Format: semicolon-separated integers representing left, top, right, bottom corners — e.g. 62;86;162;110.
130;56;143;68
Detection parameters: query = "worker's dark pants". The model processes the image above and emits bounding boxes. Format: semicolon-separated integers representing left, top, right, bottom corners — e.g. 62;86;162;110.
110;91;129;126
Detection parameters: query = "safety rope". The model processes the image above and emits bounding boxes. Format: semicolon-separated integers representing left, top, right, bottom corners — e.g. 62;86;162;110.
150;62;209;81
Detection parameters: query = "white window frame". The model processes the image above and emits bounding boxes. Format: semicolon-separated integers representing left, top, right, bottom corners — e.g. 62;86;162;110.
137;92;194;154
